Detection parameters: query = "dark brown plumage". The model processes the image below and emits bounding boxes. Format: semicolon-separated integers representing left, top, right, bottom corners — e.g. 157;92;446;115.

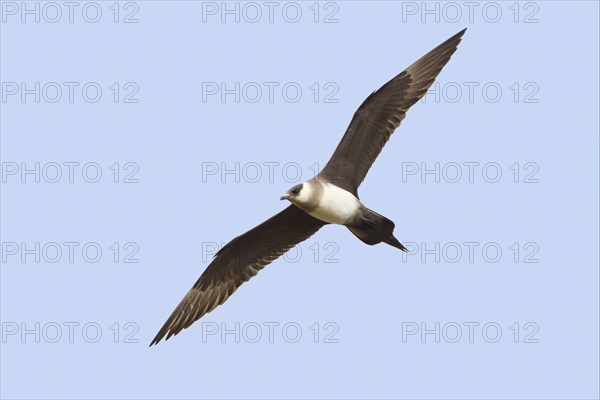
150;206;325;345
319;28;466;194
150;29;466;346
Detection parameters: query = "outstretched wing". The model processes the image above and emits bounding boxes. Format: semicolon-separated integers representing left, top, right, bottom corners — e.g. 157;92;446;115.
150;205;326;346
318;29;466;193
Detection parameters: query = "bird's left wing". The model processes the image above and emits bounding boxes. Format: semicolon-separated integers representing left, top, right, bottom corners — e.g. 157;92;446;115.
150;205;326;346
318;29;466;194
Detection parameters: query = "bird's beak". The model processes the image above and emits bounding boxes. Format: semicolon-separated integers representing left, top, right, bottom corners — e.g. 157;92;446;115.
280;194;289;201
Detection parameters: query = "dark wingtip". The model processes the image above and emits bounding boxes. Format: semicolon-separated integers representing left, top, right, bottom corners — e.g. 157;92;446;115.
149;336;161;347
441;27;467;49
149;326;172;347
444;27;467;48
453;28;467;39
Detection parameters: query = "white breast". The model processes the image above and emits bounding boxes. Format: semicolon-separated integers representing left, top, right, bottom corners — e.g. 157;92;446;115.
308;183;361;225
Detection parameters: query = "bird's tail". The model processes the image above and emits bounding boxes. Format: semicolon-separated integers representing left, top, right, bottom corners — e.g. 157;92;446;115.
347;208;407;252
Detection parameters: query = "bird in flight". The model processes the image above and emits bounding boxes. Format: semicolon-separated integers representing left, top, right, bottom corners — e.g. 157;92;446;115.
150;29;466;346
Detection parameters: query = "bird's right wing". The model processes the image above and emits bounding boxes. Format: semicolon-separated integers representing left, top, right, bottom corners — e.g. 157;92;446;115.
150;205;326;346
318;29;466;193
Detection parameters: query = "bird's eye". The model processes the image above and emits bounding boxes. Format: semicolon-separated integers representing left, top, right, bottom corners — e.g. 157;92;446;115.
292;189;300;195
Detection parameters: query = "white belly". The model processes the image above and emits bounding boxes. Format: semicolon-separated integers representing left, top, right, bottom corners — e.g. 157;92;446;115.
308;184;360;225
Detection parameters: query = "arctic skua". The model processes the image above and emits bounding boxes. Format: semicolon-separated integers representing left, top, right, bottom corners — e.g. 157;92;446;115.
150;29;466;346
